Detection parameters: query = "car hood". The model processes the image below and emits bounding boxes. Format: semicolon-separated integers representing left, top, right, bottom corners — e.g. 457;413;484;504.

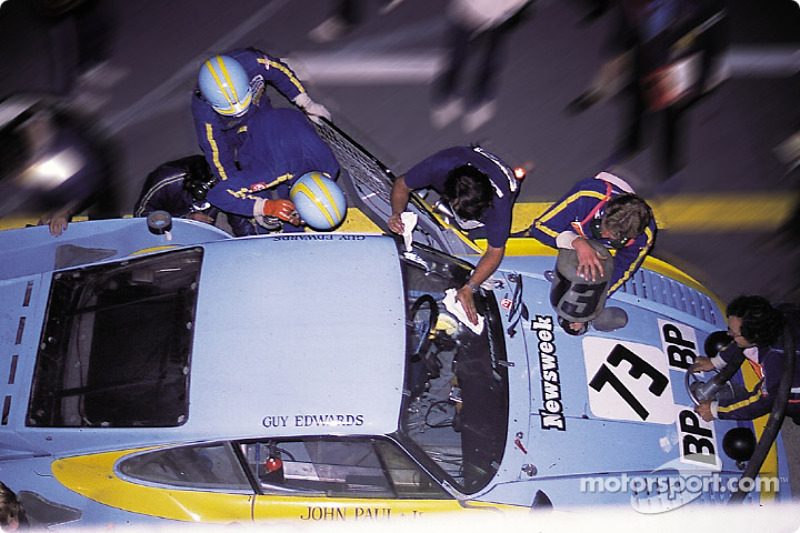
187;234;408;438
494;255;739;486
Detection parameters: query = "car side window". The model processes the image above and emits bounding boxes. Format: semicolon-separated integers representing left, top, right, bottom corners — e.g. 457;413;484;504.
240;437;449;499
118;443;250;491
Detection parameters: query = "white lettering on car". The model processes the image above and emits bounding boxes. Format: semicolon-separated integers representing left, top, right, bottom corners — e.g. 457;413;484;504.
533;315;565;430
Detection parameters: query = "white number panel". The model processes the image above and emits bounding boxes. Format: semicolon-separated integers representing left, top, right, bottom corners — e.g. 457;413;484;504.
583;337;675;424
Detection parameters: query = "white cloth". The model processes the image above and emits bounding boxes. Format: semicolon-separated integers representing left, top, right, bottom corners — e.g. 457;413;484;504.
400;212;418;251
443;288;485;335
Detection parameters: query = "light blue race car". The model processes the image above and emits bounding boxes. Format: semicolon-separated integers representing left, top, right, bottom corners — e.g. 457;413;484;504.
0;120;792;528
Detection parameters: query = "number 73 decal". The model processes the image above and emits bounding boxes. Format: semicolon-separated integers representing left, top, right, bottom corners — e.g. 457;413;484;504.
583;338;675;424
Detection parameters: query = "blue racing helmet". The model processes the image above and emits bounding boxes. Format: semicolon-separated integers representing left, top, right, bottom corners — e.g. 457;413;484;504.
198;55;253;117
290;172;347;231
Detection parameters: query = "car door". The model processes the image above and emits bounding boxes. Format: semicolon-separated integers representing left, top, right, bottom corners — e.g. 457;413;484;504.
245;436;474;521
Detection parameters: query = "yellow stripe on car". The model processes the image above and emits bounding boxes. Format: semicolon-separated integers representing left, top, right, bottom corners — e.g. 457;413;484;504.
53;449;521;522
53;448;254;523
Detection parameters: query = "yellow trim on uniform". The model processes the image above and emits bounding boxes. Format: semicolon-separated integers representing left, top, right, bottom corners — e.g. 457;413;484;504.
205;123;227;180
532;190;608;238
738;363;780;502
267;59;306;93
135;176;185;217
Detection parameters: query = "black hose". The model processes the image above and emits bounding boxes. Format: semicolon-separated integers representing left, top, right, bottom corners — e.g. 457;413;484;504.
729;323;796;503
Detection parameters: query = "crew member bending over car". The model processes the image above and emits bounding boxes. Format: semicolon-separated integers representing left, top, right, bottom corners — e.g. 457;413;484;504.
192;48;331;229
389;146;519;325
133;155;258;236
206;107;340;233
516;172;656;332
692;295;800;422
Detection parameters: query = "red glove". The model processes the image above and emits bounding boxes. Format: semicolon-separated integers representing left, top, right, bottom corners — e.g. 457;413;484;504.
263;199;299;225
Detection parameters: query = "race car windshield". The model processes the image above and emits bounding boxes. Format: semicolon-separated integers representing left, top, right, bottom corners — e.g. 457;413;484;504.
397;243;509;495
27;248;202;427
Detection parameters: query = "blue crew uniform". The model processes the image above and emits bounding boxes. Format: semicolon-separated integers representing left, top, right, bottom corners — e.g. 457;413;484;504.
403;146;517;248
524;172;657;295
191;47;310;184
206;107;340;232
712;306;800;421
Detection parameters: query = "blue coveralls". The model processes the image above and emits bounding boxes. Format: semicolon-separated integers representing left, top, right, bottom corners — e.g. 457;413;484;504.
206;107;340;232
404;146;517;249
715;306;800;421
191;47;309;185
523;174;657;295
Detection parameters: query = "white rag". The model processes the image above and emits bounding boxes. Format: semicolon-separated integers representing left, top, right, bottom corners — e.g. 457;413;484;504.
400;212;418;251
443;288;485;335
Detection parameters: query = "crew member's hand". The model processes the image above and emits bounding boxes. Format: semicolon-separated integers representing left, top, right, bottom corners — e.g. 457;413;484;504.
38;211;70;237
263;199;300;226
690;356;715;373
186;212;215;224
293;93;331;125
456;284;479;325
694;401;714;422
388;213;405;234
573;237;605;282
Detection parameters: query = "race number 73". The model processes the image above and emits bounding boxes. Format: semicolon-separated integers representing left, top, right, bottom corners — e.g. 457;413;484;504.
584;338;675;424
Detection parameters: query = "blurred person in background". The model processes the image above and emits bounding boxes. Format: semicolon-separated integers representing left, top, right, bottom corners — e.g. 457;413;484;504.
431;0;534;133
308;0;406;43
32;0;125;111
0;94;120;236
585;0;729;182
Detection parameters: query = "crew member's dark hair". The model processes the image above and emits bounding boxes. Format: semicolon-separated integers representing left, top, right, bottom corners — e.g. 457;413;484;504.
727;295;785;346
442;165;493;221
603;194;653;241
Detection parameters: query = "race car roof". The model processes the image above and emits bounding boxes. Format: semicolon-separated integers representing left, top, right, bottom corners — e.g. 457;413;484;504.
186;234;407;439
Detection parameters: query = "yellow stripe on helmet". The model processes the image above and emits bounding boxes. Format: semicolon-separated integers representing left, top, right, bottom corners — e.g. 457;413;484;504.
205;56;252;115
292;182;336;227
310;174;343;220
205;57;234;108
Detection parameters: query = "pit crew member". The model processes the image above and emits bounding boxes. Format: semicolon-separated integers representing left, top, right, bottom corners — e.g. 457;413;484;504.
206;107;340;233
192;47;330;191
133;155;259;236
693;295;800;422
388;145;519;324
